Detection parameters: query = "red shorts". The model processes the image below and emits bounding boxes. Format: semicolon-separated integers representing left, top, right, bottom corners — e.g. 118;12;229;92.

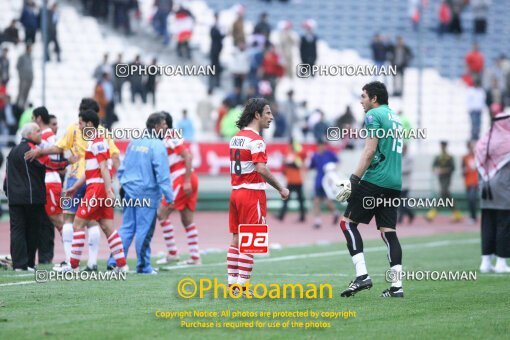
229;189;267;233
45;183;63;216
76;183;114;221
162;173;199;211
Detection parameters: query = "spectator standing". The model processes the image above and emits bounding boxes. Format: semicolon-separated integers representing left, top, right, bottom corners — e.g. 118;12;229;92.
388;36;413;96
438;0;451;36
232;5;245;47
312;110;329;143
3;20;20;45
20;1;38;44
472;0;490;35
93;53;112;82
253;12;271;43
112;0;133;35
152;0;173;45
129;55;146;104
462;141;479;224
16;44;33;108
209;12;225;91
449;0;464;34
112;53;125;103
174;6;194;60
486;78;504;111
145;57;158;106
280;90;298;139
371;34;387;70
230;42;250;91
262;43;284;100
484;57;507;92
100;72;116;129
1;95;18;146
94;76;107;123
278;21;297;78
0;47;10;85
247;40;264;89
300;20;317;69
466;80;486;140
177;109;195;141
43;3;61;62
465;43;484;82
196;89;214;132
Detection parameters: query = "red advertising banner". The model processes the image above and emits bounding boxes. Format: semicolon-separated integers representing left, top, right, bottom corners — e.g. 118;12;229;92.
114;141;329;174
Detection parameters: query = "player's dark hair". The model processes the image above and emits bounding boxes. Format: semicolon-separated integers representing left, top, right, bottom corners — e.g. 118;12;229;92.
236;98;269;129
161;111;173;129
146;112;165;131
362;81;388;105
79;98;100;114
33;106;50;124
79;109;100;128
49;114;57;120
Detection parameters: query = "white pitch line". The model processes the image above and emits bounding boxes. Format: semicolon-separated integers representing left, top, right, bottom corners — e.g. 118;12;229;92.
0;238;481;287
160;238;479;271
0;280;36;287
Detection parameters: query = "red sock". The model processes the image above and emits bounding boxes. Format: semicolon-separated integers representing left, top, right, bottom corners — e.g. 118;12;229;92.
227;246;239;285
108;230;126;268
70;230;86;269
185;223;200;260
161;219;177;256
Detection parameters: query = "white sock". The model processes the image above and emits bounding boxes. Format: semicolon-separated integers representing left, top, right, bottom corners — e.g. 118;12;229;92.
87;225;101;268
62;223;74;264
352;253;368;277
495;257;508;268
481;255;493;267
390;264;403;288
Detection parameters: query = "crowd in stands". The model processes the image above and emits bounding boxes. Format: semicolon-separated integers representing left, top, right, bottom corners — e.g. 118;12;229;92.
463;44;510;141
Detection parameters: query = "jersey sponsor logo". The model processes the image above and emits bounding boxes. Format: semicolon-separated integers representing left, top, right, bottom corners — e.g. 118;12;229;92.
253;142;264;152
238;224;269;254
365;115;374;125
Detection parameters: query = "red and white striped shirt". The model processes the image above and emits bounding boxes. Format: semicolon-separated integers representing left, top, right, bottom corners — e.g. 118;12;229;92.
84;137;111;185
164;137;191;182
40;128;61;184
229;128;267;190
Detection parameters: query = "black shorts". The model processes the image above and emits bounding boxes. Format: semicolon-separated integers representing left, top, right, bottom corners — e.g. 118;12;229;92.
344;180;401;229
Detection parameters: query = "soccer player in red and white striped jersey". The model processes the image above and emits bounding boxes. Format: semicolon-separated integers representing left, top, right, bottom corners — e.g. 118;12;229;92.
65;110;127;272
32;108;75;265
157;112;201;265
227;98;289;294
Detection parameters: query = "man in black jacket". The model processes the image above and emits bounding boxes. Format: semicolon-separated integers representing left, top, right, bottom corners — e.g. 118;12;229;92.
5;123;57;270
209;12;224;91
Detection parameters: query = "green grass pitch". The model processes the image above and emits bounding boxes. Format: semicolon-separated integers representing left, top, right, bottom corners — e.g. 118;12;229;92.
1;231;509;339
